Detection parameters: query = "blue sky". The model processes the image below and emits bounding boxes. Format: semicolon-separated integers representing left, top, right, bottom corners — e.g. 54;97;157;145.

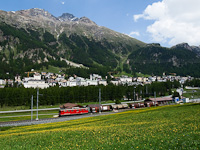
1;0;200;47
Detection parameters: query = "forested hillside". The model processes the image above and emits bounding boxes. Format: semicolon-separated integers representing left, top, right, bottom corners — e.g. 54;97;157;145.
128;44;200;77
0;22;138;78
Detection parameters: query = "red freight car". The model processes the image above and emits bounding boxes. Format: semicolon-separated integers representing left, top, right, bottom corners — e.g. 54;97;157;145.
59;107;89;117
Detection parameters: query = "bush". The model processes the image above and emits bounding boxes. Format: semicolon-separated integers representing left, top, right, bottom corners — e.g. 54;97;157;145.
115;99;121;104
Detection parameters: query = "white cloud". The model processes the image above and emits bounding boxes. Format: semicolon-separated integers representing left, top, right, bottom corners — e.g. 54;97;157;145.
133;14;143;22
61;1;65;5
129;31;140;37
134;0;200;46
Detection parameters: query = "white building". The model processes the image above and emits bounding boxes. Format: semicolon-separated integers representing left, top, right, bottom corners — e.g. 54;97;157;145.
33;73;42;80
23;80;49;89
24;77;34;82
23;73;49;89
15;75;22;83
98;80;108;86
137;77;143;82
55;77;65;82
67;80;77;87
76;77;88;86
58;81;67;87
48;82;57;87
149;76;157;82
120;76;132;82
45;72;54;79
110;81;120;86
24;73;41;82
90;74;102;81
0;79;6;85
87;79;98;86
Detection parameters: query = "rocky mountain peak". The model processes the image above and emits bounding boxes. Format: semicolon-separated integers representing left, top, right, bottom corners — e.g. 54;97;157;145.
173;43;192;50
172;42;200;51
0;8;143;47
58;13;79;22
79;17;96;25
172;43;200;56
15;8;57;20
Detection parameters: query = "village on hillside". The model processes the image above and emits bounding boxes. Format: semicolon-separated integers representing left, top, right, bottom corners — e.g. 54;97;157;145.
0;70;195;89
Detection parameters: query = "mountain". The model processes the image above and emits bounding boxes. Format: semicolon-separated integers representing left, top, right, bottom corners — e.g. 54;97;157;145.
0;8;143;48
172;43;200;56
128;43;200;77
58;13;79;22
0;8;144;78
0;8;200;78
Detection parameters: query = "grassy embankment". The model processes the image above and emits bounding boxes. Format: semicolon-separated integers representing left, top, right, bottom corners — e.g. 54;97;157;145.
0;103;199;149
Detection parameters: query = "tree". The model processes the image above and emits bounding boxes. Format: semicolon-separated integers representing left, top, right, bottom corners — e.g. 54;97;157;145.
115;99;121;104
172;91;180;99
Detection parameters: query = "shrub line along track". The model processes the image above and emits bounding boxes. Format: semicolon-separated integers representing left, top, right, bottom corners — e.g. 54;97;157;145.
0;109;132;127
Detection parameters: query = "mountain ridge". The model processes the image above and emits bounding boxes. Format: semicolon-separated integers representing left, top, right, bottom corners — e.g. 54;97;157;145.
0;8;145;78
172;43;200;56
0;9;142;44
0;8;200;78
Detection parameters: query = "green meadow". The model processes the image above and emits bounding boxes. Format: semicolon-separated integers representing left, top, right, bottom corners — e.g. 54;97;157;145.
0;104;199;150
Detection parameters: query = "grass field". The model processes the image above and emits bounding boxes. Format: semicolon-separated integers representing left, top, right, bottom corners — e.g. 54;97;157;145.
183;89;200;99
38;65;65;74
0;103;199;149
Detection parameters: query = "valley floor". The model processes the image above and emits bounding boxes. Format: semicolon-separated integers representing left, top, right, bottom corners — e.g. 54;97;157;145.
0;103;199;149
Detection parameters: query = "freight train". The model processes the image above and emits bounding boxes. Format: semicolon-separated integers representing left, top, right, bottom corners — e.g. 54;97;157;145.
59;97;174;116
59;102;158;117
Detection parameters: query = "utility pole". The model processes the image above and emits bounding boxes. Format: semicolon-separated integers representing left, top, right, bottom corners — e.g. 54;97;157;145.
36;88;39;121
36;88;43;121
146;85;148;96
99;88;101;114
134;87;136;101
154;91;156;107
31;95;33;121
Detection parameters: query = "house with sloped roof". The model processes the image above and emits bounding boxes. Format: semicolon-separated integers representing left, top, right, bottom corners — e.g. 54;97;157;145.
60;103;84;109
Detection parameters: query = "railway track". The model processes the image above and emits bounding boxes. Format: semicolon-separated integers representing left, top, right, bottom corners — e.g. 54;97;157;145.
0;109;131;127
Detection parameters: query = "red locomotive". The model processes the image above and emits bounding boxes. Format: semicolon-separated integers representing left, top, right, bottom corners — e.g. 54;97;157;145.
59;103;89;117
59;107;89;117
